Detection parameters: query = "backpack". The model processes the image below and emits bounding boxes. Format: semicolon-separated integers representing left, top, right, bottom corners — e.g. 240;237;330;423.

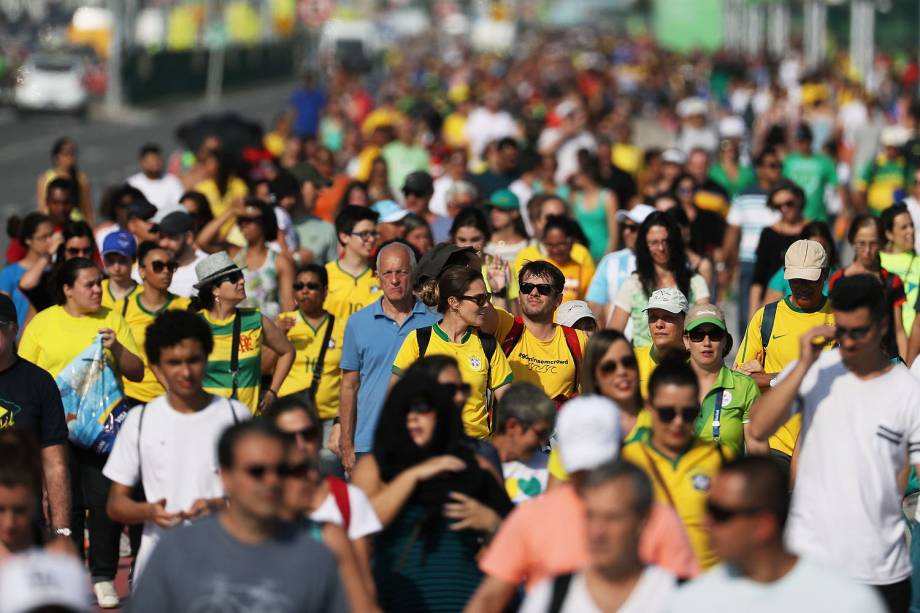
759;300;779;357
327;476;351;531
548;573;574;613
501;316;583;407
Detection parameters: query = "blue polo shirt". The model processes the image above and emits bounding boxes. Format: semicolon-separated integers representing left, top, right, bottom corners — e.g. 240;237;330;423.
340;298;439;452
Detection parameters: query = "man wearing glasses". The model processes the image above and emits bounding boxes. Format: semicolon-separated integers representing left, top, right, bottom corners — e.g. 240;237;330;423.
115;241;189;407
324;205;382;320
749;275;920;612
276;264;347;477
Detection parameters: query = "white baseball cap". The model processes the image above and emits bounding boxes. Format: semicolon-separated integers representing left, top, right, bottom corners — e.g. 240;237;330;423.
555;300;597;328
718;115;746;139
643;287;689;314
661;147;687;165
0;551;92;613
677;97;708;118
556;395;622;473
616;203;655;225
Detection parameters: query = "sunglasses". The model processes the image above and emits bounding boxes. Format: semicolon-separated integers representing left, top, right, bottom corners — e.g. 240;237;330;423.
408;401;436;414
149;260;179;274
241;462;306;480
654;405;700;424
66;247;93;257
350;230;380;241
622;223;639;233
283;425;320;441
443;382;472;397
237;216;262;226
520;282;555;296
459;293;491;307
598;356;638;374
293;281;323;291
835;325;871;341
772;198;797;209
764;162;781;169
217;271;244;285
687;327;726;343
706;500;764;523
281;461;313;480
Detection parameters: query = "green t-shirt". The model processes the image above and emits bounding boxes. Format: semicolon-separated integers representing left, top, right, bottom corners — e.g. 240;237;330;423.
709;164;755;199
782;152;838;222
693;366;760;456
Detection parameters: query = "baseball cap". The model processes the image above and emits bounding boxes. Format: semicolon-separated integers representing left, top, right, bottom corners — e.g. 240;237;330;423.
881;124;910;148
719;115;746;139
555;300;597;328
152;204;186;224
616;203;655;225
0;550;92;613
126;199;157;221
556;395;622;473
403;171;434;195
371;200;410;224
677;97;707;118
101;230;136;259
158;211;195;236
643;287;689;314
413;243;476;288
0;293;17;326
783;239;827;282
661;147;687;165
685;303;727;332
487;189;520;211
795;122;814;142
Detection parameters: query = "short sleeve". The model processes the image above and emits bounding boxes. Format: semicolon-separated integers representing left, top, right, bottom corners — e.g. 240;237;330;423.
547;447;569;481
323;225;339;264
391;331;420;376
614;275;640;312
102;407;142;487
825;157;839;186
640;502;701;579
344;485;382;540
339;316;361;372
888;273;907;308
488;344;514;391
585;257;610;304
688;274;710;303
18;318;41;365
767;268;785;292
726;199;743;226
478;503;532;584
740;376;760;424
493;308;517;342
578;257;596;301
109;311;141;359
37;366;67;447
733;307;765;369
518;579;553;613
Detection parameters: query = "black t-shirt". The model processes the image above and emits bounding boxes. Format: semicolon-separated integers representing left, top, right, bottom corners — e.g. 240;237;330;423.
600;164;638;209
0;357;67;447
689;208;726;258
471;170;519;199
753;227;799;286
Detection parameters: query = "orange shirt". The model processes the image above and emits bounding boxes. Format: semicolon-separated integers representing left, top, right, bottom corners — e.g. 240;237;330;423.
479;484;699;590
314;174;350;222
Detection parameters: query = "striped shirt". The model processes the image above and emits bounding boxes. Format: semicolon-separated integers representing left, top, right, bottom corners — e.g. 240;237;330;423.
201;308;263;414
726;185;780;263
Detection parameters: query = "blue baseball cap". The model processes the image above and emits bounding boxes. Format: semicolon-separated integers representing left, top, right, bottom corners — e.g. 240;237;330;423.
371;199;409;224
102;231;136;260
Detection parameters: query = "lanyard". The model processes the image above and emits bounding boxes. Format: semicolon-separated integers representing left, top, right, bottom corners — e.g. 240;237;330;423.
712;389;724;441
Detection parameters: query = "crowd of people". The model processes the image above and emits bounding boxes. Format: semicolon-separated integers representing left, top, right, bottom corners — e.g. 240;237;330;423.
5;27;920;613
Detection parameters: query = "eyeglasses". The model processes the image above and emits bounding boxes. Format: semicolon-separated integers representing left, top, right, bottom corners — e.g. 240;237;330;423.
772;198;797;209
598;356;638;374
442;382;472;397
65;247;93;258
460;293;491;307
217;271;244;285
687;326;726;343
149;260;179;274
281;461;313;480
654;405;700;423
520;282;555;296
622;223;638;233
237;216;262;226
835;325;871;341
408;401;436;414
293;281;322;291
706;500;764;523
403;189;428;198
350;230;380;242
242;462;313;480
283;425;320;442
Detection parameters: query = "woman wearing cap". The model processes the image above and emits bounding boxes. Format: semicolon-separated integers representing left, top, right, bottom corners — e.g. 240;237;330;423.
189;251;294;414
881;202;920;337
393;266;513;440
484;190;529;267
608;212;709;347
570;151;619;262
682;304;766;456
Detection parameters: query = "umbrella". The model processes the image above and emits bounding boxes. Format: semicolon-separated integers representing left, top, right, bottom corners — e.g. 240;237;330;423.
175;112;264;158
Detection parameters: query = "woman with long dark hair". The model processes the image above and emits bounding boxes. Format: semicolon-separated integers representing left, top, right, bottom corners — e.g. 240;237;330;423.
881;202;920;338
19;221;98;313
352;373;512;612
194;151;249;243
0;213;55;329
608;212;710;347
37;137;94;225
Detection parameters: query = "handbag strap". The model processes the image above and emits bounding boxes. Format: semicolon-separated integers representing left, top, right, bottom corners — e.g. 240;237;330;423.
308;315;335;401
639;444;677;508
229;310;242;399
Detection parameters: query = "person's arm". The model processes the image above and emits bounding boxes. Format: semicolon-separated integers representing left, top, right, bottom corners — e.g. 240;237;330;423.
607;305;629;331
604;191;619;253
18;254;52;291
98;327;144;381
260;315;295;411
721;223;741;286
339;370;359;474
464;577;518;613
742;423;770;455
748;325;832;440
41;444;70;532
895;306;908;360
197;200;242;248
276;253;296;313
36;174;47;212
321;523;381;613
908;311;920;366
106;482;181;527
78;175;95;227
351;453;465;527
762;287;784;305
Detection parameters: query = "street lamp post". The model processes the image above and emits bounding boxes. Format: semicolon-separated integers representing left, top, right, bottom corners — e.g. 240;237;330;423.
105;0;124;111
804;0;827;69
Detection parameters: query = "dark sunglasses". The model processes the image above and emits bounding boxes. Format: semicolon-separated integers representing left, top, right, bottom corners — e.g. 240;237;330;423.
835;325;871;341
772;198;797;209
217;271;244;285
443;382;472;397
408;401;436;414
237;216;262;226
706;500;764;523
598;356;638;374
65;247;93;257
459;293;491;307
293;281;323;291
622;223;639;233
654;405;700;424
283;425;320;441
281;461;313;480
241;462;295;480
149;260;179;274
520;282;555;296
687;327;726;343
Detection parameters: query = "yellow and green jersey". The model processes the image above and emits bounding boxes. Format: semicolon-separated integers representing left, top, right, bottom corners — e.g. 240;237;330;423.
116;292;190;402
277;310;345;420
880;250;920;333
101;279;138;311
200;308;263;414
323;261;382;320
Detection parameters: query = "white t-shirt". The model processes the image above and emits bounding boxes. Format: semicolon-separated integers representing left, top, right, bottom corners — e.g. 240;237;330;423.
102;395;251;578
903;196;920;254
127;172;185;212
502;451;550;504
274;206;298;251
521;566;676;613
310;484;382;541
780;349;920;584
465;107;517;160
171;249;209;298
666;559;886;613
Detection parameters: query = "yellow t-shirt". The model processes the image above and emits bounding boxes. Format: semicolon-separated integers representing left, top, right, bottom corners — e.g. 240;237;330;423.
100;279;139;312
442;112;469;150
494;309;587;401
393;323;513;439
200;308;263;414
323;261;382;320
194;177;249;239
635;345;658;401
513;243;595;303
19;305;141;380
622;434;732;569
116;292;191;402
733;297;835;456
277;310;345;420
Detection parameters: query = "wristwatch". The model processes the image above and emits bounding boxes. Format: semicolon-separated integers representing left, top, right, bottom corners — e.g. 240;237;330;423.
53;528;72;538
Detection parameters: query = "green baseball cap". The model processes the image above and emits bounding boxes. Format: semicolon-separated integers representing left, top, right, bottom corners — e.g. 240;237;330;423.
684;303;727;332
488;189;520;211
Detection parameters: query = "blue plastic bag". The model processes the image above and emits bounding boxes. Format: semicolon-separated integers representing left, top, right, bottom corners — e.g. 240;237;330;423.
55;337;129;454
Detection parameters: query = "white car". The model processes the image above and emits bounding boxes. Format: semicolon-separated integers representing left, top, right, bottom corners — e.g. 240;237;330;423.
14;53;89;116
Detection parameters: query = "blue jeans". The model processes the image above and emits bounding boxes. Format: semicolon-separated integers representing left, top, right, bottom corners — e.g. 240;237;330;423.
737;260;756;339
